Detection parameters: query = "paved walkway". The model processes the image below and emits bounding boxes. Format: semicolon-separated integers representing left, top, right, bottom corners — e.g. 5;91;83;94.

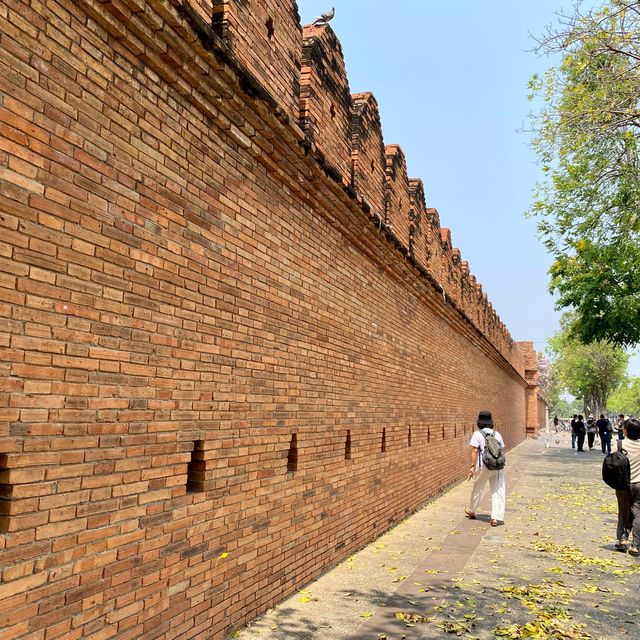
234;431;640;640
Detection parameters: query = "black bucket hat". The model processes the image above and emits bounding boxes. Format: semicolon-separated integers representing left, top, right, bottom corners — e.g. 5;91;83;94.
477;411;493;427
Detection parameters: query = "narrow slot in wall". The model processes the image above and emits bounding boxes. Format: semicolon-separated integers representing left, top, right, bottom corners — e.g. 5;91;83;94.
381;428;386;453
345;430;351;460
0;453;11;533
408;427;412;447
287;433;298;473
186;440;205;493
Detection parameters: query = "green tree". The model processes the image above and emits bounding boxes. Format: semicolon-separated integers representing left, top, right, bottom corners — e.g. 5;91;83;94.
529;0;640;346
608;376;640;414
554;396;584;417
548;316;628;415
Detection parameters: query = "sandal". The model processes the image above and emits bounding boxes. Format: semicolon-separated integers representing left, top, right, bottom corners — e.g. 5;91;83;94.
615;542;627;552
490;519;499;527
464;509;476;520
628;546;640;557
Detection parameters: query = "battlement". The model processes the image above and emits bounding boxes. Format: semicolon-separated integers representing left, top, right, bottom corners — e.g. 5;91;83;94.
384;144;412;250
211;0;302;123
409;178;427;263
352;92;387;218
300;23;353;185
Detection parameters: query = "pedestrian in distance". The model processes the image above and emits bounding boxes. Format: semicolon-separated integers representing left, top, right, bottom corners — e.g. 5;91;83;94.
587;415;597;450
575;414;586;452
553;415;559;432
597;413;612;455
570;414;578;450
617;413;626;445
465;411;506;527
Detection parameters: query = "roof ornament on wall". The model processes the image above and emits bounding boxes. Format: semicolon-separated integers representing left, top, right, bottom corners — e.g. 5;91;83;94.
312;7;336;26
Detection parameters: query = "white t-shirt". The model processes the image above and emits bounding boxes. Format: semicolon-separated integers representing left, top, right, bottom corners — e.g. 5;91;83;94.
470;428;505;470
623;438;640;484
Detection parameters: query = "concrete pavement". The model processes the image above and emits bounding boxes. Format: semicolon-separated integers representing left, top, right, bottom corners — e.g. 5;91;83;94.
232;431;640;640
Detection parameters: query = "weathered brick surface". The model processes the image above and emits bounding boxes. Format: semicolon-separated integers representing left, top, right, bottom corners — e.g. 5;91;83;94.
0;1;543;637
517;342;544;436
408;178;428;265
384;144;412;251
211;0;302;125
537;394;548;430
439;228;460;306
300;23;352;186
351;92;386;219
425;206;444;284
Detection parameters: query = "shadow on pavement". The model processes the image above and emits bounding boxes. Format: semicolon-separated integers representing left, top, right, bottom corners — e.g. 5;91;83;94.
245;609;323;640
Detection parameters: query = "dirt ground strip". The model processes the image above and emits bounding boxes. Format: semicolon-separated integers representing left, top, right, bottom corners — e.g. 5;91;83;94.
232;432;640;640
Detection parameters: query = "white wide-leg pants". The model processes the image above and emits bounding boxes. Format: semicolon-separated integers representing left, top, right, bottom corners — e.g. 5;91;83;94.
468;467;505;521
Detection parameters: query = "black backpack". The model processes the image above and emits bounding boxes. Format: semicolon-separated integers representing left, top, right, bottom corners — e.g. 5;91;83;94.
602;449;631;490
481;429;506;470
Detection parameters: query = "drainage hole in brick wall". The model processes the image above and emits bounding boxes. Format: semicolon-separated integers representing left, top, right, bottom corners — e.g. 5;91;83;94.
287;433;298;473
370;160;375;171
381;428;386;453
345;430;351;460
186;440;205;493
330;104;336;119
408;427;412;447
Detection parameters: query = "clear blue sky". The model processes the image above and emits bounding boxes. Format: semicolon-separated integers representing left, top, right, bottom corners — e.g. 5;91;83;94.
297;1;640;372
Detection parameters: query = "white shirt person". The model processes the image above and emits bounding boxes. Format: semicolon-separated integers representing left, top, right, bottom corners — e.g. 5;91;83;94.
465;410;506;526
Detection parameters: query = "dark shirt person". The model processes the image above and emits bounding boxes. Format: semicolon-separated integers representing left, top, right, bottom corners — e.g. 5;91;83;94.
596;414;612;454
575;415;586;452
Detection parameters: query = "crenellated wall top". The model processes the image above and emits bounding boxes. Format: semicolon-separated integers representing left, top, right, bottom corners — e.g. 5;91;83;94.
175;0;527;376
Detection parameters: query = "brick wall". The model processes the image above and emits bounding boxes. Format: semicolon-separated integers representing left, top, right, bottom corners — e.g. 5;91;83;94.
0;1;539;638
538;394;548;430
517;342;543;437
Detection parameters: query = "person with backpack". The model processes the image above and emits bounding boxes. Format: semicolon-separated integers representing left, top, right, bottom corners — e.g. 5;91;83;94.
605;419;640;554
465;410;506;527
596;413;612;455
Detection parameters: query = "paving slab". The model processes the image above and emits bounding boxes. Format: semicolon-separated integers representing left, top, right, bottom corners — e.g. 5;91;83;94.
233;432;640;640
